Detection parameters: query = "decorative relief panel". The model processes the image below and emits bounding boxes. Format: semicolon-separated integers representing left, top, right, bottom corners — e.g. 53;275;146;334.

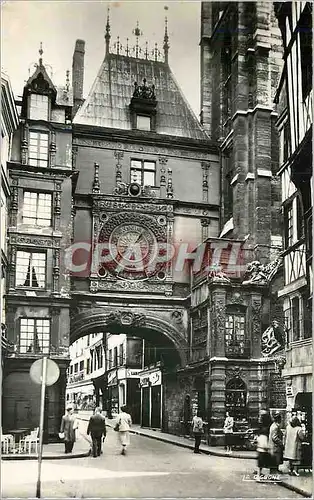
73;137;213;161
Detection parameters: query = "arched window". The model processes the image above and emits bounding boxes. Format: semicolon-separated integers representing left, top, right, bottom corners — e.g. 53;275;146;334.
225;377;247;421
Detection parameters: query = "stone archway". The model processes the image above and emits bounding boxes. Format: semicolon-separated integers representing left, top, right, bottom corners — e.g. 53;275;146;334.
70;307;188;367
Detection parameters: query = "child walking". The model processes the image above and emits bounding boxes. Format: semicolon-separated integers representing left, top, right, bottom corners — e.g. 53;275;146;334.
256;428;270;481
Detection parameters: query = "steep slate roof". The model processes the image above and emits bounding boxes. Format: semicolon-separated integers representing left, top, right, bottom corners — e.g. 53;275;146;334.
74;53;208;140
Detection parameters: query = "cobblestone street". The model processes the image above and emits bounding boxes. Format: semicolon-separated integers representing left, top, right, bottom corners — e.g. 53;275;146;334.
2;429;304;498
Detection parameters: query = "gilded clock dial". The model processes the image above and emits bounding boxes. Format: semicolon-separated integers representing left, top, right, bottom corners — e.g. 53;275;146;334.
108;223;158;280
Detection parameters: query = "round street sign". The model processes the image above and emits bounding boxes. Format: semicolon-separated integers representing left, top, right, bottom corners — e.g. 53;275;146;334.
30;358;60;386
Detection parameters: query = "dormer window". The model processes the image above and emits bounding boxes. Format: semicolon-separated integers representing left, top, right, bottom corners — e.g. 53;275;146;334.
136;115;151;131
29;94;49;121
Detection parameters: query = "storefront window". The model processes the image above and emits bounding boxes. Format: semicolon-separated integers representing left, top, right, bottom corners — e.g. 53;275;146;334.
225;377;247;421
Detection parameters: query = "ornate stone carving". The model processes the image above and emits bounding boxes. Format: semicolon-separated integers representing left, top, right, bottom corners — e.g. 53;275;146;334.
171;310;183;324
133;79;156;100
208;264;231;283
113;182;156;198
167;168;174;199
107;311;146;327
114;150;124;185
226;366;244;380
243;258;282;285
92;163;100;194
201;161;210;203
227;292;245;305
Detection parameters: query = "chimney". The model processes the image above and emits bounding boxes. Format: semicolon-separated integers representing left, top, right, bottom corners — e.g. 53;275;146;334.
72;39;85;117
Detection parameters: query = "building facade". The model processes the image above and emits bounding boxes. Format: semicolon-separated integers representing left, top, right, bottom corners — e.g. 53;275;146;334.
2;50;73;438
69;16;220;436
1;72;19;360
191;2;288;441
274;1;312;434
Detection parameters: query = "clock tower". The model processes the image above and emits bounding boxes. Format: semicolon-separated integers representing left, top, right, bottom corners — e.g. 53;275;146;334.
70;16;220;433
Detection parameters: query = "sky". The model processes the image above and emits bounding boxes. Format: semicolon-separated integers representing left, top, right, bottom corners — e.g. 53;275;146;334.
1;0;202;117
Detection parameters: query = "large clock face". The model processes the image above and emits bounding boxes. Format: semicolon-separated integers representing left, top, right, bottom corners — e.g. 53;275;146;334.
104;223;159;280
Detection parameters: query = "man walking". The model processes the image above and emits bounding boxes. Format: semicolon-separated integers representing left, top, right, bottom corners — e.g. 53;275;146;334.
60;406;78;454
87;407;107;458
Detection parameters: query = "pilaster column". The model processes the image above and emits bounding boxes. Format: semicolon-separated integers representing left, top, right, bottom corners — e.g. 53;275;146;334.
159;156;168;198
114;150;124;185
52;250;60;296
20;121;29;165
49;130;56;168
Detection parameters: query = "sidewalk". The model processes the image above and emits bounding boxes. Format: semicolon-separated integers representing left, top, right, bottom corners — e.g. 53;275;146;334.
106;418;313;498
2;434;90;461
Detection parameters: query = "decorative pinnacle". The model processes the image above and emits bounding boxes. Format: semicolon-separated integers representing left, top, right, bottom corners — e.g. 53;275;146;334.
39;42;43;65
65;70;70;92
105;6;111;55
163;7;169;64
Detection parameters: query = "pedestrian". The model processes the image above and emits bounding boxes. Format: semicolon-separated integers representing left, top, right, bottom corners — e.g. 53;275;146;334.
223;411;234;453
255;425;270;481
87;407;107;458
192;410;204;454
284;416;305;476
268;411;284;474
115;405;132;455
60;406;78;454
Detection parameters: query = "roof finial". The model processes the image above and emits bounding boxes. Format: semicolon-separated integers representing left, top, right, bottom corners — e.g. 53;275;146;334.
145;41;148;60
39;42;43;66
133;21;143;59
105;6;111;55
163;7;169;64
126;38;129;57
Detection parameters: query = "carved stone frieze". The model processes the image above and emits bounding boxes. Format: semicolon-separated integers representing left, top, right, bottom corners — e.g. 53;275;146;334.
72;137;212;161
243;258;282;285
93;199;170;214
227;292;245;305
90;279;173;295
9;235;61;248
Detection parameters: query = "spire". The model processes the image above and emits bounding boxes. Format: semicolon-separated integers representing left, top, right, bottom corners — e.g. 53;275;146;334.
39;42;43;66
163;7;169;64
105;7;111;55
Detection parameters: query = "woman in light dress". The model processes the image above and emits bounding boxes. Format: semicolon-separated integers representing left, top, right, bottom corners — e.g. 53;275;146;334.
116;406;132;455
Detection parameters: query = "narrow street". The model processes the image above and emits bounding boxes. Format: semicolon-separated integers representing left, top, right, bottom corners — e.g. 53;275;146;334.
2;429;303;498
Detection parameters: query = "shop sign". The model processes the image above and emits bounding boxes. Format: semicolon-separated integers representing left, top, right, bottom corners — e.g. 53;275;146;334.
126;369;141;378
139;370;161;387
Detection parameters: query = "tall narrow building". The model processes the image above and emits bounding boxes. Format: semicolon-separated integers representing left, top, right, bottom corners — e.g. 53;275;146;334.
2;48;73;438
274;1;312;431
194;2;286;439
